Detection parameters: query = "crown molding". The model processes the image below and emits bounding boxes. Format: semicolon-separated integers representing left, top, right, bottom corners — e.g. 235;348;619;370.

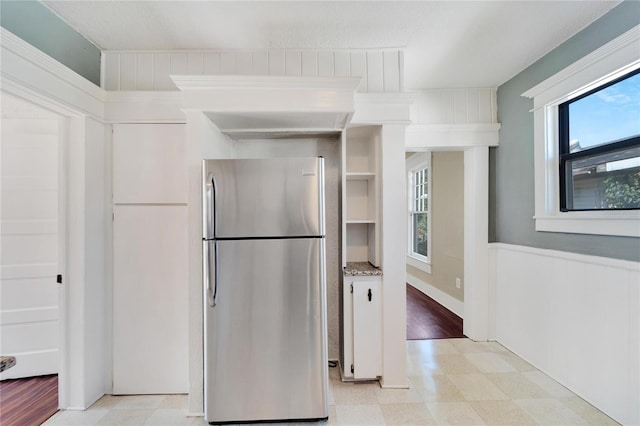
0;28;105;119
522;24;639;102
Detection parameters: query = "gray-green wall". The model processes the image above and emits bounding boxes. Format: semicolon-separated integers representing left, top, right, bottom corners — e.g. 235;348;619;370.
1;0;101;86
492;1;640;262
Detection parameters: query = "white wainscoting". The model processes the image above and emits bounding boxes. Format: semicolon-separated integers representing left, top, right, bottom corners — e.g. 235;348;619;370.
102;49;403;93
489;243;640;426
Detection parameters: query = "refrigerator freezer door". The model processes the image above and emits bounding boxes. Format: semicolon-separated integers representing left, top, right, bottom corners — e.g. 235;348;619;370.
204;238;328;423
203;158;325;239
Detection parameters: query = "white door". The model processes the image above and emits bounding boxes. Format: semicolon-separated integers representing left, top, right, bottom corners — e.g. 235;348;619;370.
0;99;61;380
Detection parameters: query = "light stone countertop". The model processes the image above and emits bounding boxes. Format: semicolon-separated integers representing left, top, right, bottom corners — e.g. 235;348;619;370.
343;262;383;276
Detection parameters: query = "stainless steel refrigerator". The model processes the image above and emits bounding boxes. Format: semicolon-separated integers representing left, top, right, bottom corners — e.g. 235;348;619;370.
202;158;329;424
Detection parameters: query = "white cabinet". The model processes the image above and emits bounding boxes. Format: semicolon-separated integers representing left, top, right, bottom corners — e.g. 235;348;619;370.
111;123;188;394
341;275;382;380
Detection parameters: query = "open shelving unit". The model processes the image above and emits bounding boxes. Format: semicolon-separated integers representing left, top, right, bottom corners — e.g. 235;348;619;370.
341;125;381;267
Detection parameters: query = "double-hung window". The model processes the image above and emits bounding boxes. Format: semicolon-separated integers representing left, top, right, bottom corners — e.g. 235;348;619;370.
522;25;640;237
407;153;431;271
559;68;640;211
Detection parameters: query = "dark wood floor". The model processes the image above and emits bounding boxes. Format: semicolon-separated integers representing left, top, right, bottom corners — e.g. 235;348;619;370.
0;374;58;426
406;283;464;340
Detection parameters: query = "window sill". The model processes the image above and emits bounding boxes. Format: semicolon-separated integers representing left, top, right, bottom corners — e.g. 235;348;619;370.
407;255;431;274
535;212;640;237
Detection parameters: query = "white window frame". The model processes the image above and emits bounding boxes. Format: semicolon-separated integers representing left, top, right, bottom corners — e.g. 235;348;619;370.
522;25;640;237
407;152;432;273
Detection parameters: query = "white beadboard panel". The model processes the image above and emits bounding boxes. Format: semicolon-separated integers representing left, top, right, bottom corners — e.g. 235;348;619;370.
170;53;188;81
236;52;253;75
119;53;136;90
350;51;367;92
466;89;480;123
252;51;269;75
203;52;221;74
105;53;120;90
383;51;400;92
136;53;154;90
269;51;286;75
187;53;204;75
490;243;640;426
285;51;302;76
411;88;498;124
366;51;384;93
220;52;238;74
453;88;467;123
318;51;334;77
301;51;318;77
334;51;350;77
102;49;403;92
153;53;172;90
478;88;494;122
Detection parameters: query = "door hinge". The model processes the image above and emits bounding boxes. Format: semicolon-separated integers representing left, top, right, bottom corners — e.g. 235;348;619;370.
350;284;353;293
56;274;63;284
350;364;354;374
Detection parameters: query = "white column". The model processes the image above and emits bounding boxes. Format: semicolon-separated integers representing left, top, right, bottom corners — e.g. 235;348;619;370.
379;124;408;388
463;146;489;341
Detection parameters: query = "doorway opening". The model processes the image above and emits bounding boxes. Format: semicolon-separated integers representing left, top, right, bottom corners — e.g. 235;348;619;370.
405;150;465;340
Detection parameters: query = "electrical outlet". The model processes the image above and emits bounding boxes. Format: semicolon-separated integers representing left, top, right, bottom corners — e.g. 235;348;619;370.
456;278;461;289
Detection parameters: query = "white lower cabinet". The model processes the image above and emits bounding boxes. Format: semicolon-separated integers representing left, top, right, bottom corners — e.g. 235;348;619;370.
342;274;382;380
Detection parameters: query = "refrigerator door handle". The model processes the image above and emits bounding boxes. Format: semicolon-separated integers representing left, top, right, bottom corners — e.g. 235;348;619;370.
204;241;218;307
204;173;217;239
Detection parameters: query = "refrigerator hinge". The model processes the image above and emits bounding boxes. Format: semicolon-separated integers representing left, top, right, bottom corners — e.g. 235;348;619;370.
350;284;353;293
350;364;354;374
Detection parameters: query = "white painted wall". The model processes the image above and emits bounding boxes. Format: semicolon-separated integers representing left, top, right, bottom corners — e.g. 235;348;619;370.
102;49;403;93
489;243;640;425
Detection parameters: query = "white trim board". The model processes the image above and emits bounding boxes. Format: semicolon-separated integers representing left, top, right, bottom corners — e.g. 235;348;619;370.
406;272;464;318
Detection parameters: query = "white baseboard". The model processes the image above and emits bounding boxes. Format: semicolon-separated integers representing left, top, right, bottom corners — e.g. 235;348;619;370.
406;273;464;318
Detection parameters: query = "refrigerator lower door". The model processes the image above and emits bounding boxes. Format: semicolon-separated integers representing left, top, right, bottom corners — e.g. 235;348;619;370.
204;238;328;424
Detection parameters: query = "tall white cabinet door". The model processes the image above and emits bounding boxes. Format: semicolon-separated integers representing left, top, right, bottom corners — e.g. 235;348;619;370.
113;205;188;394
112;124;186;204
352;279;382;379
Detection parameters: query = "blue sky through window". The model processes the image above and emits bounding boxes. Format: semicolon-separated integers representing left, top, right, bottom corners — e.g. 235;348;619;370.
569;71;640;150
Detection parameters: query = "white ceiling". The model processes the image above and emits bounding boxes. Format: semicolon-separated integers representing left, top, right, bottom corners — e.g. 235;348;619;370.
42;1;621;89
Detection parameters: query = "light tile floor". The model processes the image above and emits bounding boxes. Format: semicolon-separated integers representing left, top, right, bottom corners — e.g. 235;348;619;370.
43;338;619;425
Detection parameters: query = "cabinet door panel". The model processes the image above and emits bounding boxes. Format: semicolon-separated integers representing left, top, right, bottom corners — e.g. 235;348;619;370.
352;280;381;379
113;205;188;393
113;124;186;204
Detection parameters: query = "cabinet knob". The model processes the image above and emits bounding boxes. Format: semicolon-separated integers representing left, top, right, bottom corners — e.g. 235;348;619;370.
368;288;372;301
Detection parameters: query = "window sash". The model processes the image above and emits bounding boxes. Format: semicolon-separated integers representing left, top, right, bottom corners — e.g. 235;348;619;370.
558;68;640;212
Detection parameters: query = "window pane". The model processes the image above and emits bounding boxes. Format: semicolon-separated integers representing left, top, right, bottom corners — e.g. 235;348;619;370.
568;71;640;152
567;145;640;209
412;213;428;257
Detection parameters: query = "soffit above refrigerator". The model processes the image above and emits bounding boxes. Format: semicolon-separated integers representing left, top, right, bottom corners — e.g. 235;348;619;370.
171;75;360;136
